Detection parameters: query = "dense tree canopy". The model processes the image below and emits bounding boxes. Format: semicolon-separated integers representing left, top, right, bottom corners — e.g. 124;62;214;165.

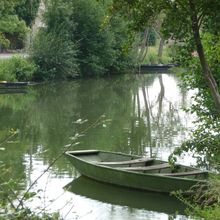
0;0;40;49
15;0;40;26
0;0;41;50
71;0;115;76
0;0;29;49
31;0;134;79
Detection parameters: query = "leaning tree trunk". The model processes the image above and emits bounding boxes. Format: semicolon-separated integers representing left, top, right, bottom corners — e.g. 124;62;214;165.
189;0;220;115
158;37;165;63
137;28;149;63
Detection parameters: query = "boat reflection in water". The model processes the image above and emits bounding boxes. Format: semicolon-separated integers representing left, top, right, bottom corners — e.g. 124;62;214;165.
65;176;186;215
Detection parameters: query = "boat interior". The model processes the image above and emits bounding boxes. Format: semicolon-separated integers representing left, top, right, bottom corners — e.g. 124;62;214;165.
68;150;208;180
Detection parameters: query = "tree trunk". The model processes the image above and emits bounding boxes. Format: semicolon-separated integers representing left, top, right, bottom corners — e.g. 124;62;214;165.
158;37;165;63
189;0;220;115
137;28;149;63
141;46;148;63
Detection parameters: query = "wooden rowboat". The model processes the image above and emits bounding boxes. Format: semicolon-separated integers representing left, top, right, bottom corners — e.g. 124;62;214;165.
65;150;209;193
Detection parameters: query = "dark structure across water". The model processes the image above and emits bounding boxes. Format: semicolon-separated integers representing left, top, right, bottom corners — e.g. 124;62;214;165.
137;64;179;74
0;81;28;89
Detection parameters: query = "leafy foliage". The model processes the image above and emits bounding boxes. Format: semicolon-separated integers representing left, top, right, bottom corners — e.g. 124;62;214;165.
0;15;27;36
0;33;10;48
165;31;220;166
0;56;37;81
0;15;28;49
0;0;29;50
108;12;136;73
31;0;134;79
70;0;114;76
69;0;134;76
15;0;40;26
0;0;23;15
31;30;78;81
31;0;78;80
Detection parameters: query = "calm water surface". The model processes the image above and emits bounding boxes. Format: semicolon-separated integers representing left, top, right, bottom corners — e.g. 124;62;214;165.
0;74;196;219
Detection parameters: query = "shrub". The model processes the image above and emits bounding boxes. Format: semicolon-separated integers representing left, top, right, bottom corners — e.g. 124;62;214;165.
0;56;37;82
31;30;78;81
30;0;78;80
0;59;17;81
175;176;220;220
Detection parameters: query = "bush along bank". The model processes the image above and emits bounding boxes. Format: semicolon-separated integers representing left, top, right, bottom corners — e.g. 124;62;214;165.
0;56;37;82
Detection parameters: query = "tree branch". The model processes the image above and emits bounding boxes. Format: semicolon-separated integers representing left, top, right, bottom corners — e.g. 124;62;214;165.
198;12;205;29
16;115;106;210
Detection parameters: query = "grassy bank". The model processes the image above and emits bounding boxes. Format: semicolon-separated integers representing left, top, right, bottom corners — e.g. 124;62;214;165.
143;43;174;65
178;176;220;220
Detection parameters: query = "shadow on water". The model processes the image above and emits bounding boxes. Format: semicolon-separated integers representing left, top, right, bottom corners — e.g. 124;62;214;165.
65;176;186;215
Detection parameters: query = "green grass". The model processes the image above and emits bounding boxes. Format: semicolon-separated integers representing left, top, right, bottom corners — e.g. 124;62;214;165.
176;176;220;220
143;43;174;64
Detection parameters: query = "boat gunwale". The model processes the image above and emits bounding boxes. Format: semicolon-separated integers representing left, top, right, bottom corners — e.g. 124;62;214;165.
65;150;208;184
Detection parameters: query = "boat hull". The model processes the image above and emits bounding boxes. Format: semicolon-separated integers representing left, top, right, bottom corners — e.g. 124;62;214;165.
66;150;207;193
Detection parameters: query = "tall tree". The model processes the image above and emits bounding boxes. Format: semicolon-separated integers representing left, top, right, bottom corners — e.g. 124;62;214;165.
112;0;220;114
71;0;115;76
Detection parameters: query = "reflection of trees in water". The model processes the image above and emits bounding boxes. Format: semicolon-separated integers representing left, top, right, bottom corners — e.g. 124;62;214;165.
0;74;191;186
131;74;189;158
0;89;39;188
142;84;152;156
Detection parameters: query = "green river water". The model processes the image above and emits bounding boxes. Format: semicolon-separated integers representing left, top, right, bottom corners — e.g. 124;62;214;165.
0;73;196;219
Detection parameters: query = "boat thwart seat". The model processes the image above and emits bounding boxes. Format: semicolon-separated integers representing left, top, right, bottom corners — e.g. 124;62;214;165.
158;170;208;177
120;163;170;171
96;157;153;166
